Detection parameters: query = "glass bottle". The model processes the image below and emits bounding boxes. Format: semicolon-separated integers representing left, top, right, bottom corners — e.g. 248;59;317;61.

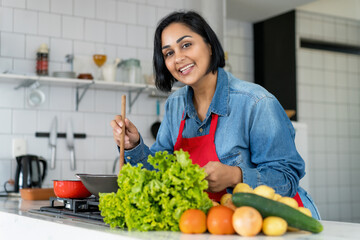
36;43;49;76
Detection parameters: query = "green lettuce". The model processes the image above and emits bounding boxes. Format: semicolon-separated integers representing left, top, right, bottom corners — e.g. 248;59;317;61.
99;149;213;231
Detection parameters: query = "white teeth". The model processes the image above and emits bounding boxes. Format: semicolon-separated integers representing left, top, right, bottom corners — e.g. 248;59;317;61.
179;64;194;72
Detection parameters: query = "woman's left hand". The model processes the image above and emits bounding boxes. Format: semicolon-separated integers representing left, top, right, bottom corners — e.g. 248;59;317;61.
203;162;242;192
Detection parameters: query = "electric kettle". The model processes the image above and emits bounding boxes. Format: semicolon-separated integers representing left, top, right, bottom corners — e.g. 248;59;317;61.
14;155;47;192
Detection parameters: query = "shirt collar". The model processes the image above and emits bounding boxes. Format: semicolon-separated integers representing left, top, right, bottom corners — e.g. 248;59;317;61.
183;68;229;120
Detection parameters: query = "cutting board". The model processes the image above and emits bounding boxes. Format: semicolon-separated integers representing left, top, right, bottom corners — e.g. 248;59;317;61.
20;188;56;201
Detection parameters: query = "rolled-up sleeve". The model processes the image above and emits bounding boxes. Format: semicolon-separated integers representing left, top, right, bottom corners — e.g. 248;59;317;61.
123;98;178;170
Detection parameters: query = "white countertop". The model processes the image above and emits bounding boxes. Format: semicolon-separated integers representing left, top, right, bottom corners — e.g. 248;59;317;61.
1;197;359;240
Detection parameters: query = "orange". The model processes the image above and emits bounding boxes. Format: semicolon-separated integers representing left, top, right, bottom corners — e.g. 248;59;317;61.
232;206;263;236
179;209;207;234
207;205;235;235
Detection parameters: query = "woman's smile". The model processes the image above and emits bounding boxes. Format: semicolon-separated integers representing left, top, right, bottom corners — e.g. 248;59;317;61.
179;63;195;75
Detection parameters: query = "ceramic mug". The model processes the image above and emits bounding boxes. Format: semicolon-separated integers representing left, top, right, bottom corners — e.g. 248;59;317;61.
28;89;45;107
102;64;116;82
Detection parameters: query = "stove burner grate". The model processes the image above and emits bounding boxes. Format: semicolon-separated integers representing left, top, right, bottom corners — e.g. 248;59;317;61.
30;197;105;223
38;206;104;221
49;197;99;213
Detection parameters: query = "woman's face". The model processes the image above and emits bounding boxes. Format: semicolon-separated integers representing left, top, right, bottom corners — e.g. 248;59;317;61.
161;23;212;87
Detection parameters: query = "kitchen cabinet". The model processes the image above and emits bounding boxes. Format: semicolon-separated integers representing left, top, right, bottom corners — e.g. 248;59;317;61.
254;11;297;120
0;73;171;112
1;197;360;239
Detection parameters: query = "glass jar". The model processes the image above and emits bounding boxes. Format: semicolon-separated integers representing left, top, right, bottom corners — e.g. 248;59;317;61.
118;59;142;84
36;43;49;76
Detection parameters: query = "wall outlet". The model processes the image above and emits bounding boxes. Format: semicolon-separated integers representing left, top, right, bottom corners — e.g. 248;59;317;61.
12;138;27;158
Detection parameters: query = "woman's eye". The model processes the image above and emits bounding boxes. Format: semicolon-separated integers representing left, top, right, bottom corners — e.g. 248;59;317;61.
164;51;174;57
182;43;191;48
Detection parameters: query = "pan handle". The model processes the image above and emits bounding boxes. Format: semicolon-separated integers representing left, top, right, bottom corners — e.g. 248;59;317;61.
112;156;119;174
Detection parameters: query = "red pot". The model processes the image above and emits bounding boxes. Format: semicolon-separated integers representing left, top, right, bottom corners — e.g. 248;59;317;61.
53;180;92;198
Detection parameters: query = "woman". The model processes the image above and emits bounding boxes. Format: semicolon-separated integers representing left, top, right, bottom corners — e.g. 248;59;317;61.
110;11;320;219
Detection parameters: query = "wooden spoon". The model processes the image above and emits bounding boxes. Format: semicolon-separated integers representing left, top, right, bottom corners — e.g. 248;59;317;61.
119;95;126;171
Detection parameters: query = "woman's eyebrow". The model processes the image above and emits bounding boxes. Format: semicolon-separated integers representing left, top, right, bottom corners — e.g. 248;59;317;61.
162;35;192;49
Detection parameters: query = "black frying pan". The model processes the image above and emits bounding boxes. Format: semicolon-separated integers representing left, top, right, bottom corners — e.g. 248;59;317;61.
76;174;118;198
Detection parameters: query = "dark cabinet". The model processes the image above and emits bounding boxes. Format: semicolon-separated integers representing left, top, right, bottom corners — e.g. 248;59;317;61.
254;11;297;120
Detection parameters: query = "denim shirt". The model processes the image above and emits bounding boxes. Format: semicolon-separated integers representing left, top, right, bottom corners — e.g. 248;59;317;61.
124;68;320;219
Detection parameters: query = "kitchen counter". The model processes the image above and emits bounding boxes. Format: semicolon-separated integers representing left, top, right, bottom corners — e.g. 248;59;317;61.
0;197;359;240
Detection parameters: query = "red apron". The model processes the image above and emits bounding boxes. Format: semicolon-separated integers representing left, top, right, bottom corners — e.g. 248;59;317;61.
174;113;226;202
173;112;304;206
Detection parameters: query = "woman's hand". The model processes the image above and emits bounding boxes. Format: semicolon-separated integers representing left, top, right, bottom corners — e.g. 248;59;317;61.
203;162;242;192
110;115;140;150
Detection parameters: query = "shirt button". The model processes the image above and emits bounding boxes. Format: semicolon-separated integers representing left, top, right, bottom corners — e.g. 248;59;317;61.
127;156;131;160
199;128;203;133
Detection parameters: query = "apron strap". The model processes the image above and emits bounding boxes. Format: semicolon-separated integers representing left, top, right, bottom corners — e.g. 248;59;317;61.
175;111;186;145
209;114;218;140
293;192;304;207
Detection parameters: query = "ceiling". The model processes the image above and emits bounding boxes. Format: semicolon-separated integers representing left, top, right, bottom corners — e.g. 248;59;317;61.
297;0;360;21
226;0;360;23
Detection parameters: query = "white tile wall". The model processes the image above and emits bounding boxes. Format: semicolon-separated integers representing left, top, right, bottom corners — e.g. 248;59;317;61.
12;109;37;134
137;5;157;27
50;0;72;15
85;19;105;43
0;83;25;108
74;0;95;18
0;109;12;133
1;32;25;58
224;19;254;82
297;11;360;223
95;0;116;21
27;0;49;12
117;46;137;59
13;59;36;74
106;22;126;45
117;2;137;24
49;38;72;62
2;0;25;8
62;16;84;40
48;86;73;110
38;12;61;37
127;25;147;48
0;7;13;31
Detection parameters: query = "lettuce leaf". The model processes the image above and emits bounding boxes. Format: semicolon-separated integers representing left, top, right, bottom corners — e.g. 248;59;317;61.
99;149;213;231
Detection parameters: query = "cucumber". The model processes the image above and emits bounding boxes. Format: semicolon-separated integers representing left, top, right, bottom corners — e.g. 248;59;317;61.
232;192;323;233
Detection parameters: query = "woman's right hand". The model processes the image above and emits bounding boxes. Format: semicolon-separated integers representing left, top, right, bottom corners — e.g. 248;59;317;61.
110;115;140;150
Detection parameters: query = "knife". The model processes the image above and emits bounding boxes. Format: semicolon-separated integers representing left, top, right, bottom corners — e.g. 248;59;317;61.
49;116;58;169
66;119;76;170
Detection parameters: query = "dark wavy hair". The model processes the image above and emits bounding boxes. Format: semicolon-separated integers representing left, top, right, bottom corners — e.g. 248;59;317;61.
153;11;225;92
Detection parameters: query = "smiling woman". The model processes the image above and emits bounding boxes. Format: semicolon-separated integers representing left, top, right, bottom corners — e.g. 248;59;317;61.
153;12;224;93
110;11;320;219
160;24;213;91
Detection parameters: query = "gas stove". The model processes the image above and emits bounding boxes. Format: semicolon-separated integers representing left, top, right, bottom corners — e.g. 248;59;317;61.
29;197;106;226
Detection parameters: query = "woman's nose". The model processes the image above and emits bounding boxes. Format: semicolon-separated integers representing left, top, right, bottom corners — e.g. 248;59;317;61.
175;53;185;63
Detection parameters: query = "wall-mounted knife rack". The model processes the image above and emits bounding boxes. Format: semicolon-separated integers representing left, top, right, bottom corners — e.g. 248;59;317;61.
35;132;86;139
